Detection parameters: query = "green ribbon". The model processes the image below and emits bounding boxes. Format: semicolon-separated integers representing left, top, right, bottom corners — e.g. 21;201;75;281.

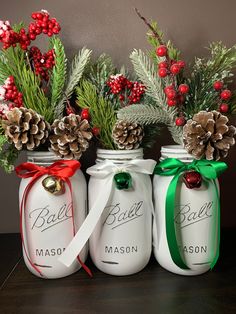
114;172;132;190
154;158;228;270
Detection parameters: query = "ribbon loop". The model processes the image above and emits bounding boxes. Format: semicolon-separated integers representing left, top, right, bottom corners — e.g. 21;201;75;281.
154;158;227;270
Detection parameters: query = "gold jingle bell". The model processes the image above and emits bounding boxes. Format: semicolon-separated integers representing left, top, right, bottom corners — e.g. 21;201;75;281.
42;176;65;195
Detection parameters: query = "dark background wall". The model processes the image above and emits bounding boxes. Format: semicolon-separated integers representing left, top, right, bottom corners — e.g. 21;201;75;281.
1;0;236;233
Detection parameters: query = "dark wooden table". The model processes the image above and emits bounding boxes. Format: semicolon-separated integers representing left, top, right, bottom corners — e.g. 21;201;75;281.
0;230;236;314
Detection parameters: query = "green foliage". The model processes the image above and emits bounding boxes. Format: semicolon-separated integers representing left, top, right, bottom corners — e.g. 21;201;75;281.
57;47;92;118
185;42;236;117
49;36;67;116
130;49;182;144
0;134;19;173
76;80;117;149
147;22;180;64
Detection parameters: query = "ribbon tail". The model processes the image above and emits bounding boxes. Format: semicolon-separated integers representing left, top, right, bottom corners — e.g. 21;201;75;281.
210;180;220;270
59;177;113;267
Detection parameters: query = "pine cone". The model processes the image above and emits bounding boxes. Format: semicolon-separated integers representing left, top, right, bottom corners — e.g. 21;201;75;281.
3;107;50;150
112;120;144;150
183;110;236;160
49;114;92;160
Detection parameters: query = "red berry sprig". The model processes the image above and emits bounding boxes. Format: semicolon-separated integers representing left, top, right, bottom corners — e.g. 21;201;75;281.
213;80;231;113
107;74;145;105
30;46;55;81
0;10;61;50
1;76;23;107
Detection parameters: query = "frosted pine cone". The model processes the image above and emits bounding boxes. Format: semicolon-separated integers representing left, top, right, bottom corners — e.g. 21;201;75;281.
183;110;236;160
49;114;93;160
112;120;144;150
2;107;50;150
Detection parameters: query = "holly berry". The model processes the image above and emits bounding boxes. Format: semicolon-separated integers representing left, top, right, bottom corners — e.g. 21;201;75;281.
158;68;168;78
219;103;229;113
183;171;202;189
175;116;186;126
158;61;168;69
170;63;181;75
156;45;168;57
167;99;177;106
213;81;223;91
164;85;174;95
177;60;186;68
92;127;100;136
119;94;125;101
220;89;232;100
166;89;177;100
178;84;189;94
81;108;90;120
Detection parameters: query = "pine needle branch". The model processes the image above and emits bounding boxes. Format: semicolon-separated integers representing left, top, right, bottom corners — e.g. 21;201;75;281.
49;36;67;116
56;47;92;118
76;80;116;149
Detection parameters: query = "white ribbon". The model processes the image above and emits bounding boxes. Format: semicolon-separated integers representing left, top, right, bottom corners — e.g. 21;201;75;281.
59;158;156;267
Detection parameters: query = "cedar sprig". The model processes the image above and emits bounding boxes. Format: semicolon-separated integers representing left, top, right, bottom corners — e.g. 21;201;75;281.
49;36;67;114
76;80;117;149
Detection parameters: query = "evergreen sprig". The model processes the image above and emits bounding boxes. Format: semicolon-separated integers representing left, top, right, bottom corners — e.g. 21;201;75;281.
130;49;182;144
49;36;67;116
0;134;19;173
57;47;92;118
76;80;116;149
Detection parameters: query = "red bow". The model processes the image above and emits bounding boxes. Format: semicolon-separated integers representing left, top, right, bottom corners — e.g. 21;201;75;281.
15;160;92;278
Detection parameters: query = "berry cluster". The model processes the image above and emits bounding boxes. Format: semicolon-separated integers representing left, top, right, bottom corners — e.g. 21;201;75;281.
0;10;61;50
79;108;100;137
0;76;23;107
213;81;231;113
30;46;55;81
107;74;145;104
0;76;23;118
156;45;185;78
156;45;189;126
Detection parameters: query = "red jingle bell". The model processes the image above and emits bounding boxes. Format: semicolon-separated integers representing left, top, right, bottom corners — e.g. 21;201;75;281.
183;171;202;189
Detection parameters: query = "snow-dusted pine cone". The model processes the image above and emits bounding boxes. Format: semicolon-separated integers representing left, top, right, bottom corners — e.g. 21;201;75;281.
2;107;50;150
49;114;93;160
183;110;236;160
112;120;144;150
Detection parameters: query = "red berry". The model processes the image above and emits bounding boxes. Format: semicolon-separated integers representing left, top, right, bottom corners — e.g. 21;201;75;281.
164;85;174;95
119;94;125;101
170;64;181;75
219;103;229;113
177;60;186;68
158;68;168;78
167;99;177;106
92;127;100;136
166;89;177;100
175;116;186;126
220;89;232;100
81;108;90;120
158;61;168;69
156;45;168;57
178;84;189;94
213;81;223;91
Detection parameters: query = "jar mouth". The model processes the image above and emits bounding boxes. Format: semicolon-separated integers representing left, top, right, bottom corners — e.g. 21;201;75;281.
27;151;61;164
160;145;194;162
96;148;143;162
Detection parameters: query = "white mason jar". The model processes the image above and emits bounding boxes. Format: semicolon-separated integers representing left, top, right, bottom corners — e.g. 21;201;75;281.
19;151;87;279
89;149;153;276
153;145;219;276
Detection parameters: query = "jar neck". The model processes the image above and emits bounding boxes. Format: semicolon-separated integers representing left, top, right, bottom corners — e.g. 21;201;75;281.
160;145;194;163
27;151;61;166
96;148;143;164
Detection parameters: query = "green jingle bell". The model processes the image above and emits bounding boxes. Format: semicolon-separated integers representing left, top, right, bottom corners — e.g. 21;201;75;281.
42;175;65;195
114;172;132;190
